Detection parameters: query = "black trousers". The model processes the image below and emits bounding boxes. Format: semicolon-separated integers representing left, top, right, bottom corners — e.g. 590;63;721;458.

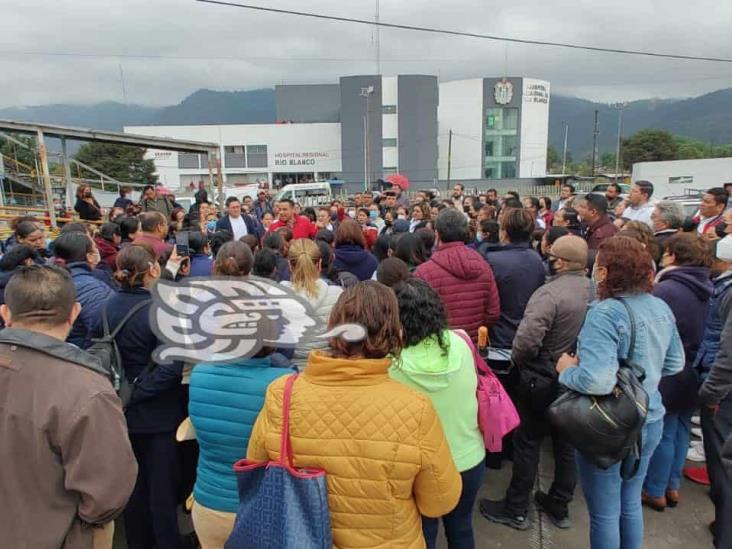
124;431;183;549
504;391;576;516
701;398;732;549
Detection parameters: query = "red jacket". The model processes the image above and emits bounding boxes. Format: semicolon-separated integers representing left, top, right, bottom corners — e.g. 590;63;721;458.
414;241;501;342
269;216;317;240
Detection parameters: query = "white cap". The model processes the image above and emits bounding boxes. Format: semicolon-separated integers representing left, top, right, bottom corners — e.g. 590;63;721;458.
716;235;732;262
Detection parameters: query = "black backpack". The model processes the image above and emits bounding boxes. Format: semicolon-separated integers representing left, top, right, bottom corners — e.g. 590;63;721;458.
87;299;151;407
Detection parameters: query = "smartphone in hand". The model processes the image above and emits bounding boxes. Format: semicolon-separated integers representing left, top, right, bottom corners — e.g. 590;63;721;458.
175;231;190;257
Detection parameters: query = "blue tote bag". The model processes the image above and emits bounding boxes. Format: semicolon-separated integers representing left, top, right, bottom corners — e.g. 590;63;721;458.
225;374;332;549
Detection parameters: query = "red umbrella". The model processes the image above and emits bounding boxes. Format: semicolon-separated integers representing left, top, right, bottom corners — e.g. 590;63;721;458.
386;173;410;190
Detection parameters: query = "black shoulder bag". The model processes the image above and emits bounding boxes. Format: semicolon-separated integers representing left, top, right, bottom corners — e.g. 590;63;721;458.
547;297;649;478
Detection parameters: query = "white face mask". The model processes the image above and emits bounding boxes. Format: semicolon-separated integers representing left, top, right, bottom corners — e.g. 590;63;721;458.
89;250;101;267
398;214;407;220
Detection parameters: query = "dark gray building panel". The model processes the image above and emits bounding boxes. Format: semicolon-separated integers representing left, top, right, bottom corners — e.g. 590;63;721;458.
339;75;382;189
482;77;523;180
397;75;438;187
275;84;341;123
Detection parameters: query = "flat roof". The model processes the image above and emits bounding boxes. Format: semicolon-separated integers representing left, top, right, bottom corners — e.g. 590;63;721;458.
0;120;219;153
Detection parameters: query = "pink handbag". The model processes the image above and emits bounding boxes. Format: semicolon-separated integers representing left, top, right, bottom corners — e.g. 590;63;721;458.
456;331;520;452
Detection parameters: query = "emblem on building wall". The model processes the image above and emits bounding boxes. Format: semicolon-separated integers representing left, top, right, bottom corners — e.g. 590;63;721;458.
494;79;513;105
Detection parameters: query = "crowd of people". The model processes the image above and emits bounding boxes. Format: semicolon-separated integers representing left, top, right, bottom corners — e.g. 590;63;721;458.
2;178;732;549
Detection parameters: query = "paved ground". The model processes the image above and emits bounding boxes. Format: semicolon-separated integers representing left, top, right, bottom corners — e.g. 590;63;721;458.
114;445;715;548
438;450;715;549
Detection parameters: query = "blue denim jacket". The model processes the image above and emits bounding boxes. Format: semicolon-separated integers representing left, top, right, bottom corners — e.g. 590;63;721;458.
559;293;685;424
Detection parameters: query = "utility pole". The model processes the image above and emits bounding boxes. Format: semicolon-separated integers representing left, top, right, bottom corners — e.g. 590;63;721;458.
561;123;569;174
446;129;453;189
614;103;627;183
591;109;599;177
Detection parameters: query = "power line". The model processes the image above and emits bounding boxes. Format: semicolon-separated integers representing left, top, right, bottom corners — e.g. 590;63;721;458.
195;0;732;64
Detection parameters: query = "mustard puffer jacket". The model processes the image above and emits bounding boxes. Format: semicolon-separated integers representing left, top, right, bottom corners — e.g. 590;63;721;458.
247;351;462;548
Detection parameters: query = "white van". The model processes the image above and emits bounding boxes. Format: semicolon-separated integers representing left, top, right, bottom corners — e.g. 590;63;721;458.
273;182;335;208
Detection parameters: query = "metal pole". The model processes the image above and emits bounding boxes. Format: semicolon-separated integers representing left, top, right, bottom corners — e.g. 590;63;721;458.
363;93;371;191
447;129;452;188
215;150;225;212
207;150;215;199
561;123;569;174
36;130;57;229
615;103;626;183
614;107;622;183
591;109;599;177
363;113;368;191
62;138;74;209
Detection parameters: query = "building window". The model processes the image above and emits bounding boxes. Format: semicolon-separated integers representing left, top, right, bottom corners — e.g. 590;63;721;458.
485;108;518;131
382;105;397;114
383;138;397;148
246;145;268;168
178;153;205;169
224;145;246;168
484;107;519;179
383;166;398;176
484;161;517;179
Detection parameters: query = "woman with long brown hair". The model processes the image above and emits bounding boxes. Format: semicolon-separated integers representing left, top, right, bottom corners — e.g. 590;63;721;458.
556;236;684;548
247;281;461;548
74;184;102;222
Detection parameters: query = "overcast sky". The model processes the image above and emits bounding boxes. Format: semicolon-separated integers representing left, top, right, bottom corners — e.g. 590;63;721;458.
1;0;731;109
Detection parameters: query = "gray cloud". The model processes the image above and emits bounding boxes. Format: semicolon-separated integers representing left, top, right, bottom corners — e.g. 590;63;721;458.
0;0;730;108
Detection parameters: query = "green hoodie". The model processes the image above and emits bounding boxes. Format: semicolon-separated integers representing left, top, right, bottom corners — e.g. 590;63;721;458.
389;330;485;471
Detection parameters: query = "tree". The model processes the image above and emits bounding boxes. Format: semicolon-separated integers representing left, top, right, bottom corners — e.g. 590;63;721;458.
73;142;157;185
547;145;561;172
0;134;37;171
621;129;679;169
600;152;617;170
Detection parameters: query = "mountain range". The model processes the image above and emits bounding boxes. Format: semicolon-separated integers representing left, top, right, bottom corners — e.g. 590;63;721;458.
1;87;731;158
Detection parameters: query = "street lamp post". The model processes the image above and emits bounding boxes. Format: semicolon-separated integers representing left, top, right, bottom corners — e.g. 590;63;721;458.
614;102;628;183
360;86;375;192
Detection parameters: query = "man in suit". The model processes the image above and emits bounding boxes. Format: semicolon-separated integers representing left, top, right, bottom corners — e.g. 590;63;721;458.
216;197;260;240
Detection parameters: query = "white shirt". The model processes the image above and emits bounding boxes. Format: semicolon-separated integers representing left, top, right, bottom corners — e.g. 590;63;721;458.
697;215;723;235
622;202;654;227
229;215;248;240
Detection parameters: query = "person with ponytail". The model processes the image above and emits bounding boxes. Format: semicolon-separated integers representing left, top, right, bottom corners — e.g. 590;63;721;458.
188;239;293;546
94;242;187;549
281;239;343;367
213;240;253;277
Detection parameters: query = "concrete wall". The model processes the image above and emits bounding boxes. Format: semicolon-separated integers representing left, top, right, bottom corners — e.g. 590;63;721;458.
519;78;550;178
438;79;484;180
398;75;439;187
632;157;732;198
339;75;383;189
275;84;341;123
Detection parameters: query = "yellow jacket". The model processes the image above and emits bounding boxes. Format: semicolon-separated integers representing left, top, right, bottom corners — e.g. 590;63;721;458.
247;351;462;548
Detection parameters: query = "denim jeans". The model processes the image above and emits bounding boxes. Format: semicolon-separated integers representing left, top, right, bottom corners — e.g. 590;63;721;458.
576;420;663;549
643;411;692;497
423;461;485;549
